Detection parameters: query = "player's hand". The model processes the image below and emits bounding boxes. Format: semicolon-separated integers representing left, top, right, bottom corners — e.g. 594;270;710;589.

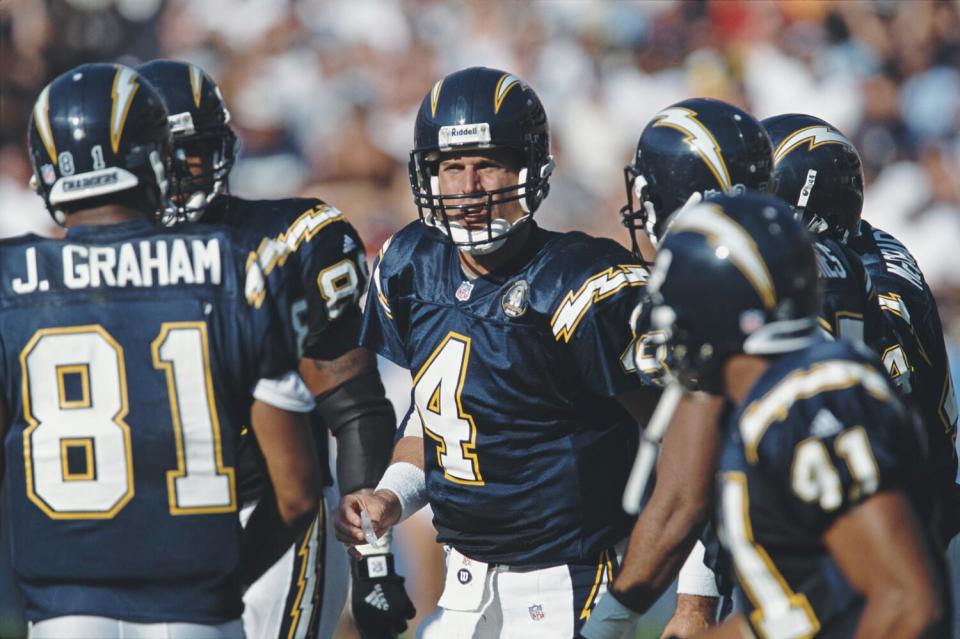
659;594;716;638
334;490;401;546
351;553;416;639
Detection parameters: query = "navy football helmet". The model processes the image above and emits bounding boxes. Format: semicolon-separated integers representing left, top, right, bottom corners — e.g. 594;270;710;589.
762;113;864;244
647;192;820;393
409;67;554;255
27;63;171;224
621;98;773;253
137;59;238;222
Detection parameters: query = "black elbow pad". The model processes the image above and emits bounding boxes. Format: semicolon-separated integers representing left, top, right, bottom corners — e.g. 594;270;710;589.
314;368;395;494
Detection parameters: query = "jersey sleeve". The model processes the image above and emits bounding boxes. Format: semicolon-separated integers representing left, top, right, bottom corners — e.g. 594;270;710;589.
397;391;422;440
549;260;649;397
752;372;917;533
234;236;302;386
628;298;672;387
358;236;409;368
291;205;369;361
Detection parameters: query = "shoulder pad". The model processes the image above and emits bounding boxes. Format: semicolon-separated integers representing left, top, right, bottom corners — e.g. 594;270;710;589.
273;200;347;253
739;355;892;464
372;221;434;277
542;233;648;343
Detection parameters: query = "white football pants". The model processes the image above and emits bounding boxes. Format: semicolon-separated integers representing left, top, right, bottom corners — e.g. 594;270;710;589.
240;485;349;639
29;616;243;638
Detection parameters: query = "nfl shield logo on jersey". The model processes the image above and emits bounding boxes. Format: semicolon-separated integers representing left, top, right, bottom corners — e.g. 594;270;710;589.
455;280;474;302
528;604;545;621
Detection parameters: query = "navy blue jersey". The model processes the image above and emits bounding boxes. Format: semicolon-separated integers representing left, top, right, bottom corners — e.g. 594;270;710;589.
204;195;368;360
719;340;937;637
360;222;647;566
850;220;958;532
0;219;297;623
202;195;368;498
814;238;896;359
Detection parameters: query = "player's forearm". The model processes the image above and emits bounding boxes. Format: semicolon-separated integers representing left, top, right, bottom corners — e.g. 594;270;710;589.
613;399;720;611
391;435;425;468
239;489;316;587
612;495;705;611
855;590;945;639
249;399;320;522
694;613;750;639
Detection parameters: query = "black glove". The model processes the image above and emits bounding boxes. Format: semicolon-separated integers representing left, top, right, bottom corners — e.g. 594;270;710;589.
351;553;416;638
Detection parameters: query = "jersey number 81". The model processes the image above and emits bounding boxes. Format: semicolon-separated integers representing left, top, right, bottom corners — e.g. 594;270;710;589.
21;323;235;520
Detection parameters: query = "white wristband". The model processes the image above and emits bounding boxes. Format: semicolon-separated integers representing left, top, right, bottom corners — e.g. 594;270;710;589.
677;540;720;597
375;462;427;524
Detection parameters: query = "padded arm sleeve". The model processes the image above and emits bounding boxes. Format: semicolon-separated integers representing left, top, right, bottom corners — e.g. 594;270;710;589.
315;368;396;494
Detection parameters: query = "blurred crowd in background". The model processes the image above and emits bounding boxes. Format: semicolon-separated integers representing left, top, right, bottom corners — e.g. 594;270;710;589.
1;1;959;635
3;0;960;311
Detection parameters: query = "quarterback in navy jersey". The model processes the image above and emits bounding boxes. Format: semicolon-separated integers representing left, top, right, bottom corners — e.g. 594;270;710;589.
764;113;959;541
5;63;319;637
649;192;948;638
137;60;411;639
337;67;656;638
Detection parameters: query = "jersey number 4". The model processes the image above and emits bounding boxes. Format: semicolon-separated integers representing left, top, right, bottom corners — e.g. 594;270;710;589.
413;332;483;485
21;323;235;520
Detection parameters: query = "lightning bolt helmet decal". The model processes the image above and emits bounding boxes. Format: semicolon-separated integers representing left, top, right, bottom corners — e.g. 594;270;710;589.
653;106;733;192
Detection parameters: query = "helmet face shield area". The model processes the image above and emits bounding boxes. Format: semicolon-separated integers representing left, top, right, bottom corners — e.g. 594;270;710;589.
409;67;553;255
135;59;238;224
409;144;551;255
168;126;238;222
620;163;657;257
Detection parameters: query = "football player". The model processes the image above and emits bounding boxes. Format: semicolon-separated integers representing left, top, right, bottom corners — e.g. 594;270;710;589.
588;100;902;639
136;60;412;639
648;192;948;638
7;63;319;637
763;114;903;378
584;99;776;638
764;113;959;543
334;66;661;638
